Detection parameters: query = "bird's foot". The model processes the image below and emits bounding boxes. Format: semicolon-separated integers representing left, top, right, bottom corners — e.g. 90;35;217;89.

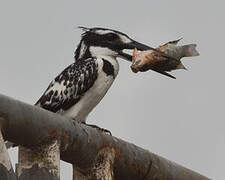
82;123;112;136
72;120;90;138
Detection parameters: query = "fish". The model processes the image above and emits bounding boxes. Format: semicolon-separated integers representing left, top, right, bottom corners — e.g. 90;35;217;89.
131;38;200;79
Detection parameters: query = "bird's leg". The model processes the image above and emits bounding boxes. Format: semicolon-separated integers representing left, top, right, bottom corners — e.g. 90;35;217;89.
82;122;112;136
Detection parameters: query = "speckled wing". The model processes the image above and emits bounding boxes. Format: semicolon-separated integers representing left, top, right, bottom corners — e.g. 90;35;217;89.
35;57;98;113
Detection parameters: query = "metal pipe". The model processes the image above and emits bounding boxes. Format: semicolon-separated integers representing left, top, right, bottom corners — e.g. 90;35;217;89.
0;94;211;180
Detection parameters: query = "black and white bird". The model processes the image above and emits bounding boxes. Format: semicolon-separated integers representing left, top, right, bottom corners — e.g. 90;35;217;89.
34;27;159;125
6;27;173;148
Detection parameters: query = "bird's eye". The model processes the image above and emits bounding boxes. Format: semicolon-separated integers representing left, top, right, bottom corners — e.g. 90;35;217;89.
105;33;118;41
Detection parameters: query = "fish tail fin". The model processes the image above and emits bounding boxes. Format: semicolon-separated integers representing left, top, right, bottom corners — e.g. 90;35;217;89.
182;44;200;57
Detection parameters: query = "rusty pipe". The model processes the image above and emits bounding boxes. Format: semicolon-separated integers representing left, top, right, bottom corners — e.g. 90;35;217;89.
0;94;211;180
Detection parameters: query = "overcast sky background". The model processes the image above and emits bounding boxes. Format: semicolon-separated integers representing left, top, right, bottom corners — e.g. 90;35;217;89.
0;0;224;179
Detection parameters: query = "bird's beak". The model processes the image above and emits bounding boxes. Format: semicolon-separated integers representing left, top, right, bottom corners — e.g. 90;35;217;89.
118;40;178;79
118;40;151;62
118;40;177;62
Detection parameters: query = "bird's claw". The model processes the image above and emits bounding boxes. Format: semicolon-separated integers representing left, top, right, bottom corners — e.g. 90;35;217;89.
83;123;112;136
97;127;112;136
72;120;90;137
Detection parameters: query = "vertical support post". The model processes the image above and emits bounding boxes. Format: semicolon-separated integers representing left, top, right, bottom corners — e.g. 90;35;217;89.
17;139;60;180
73;165;88;180
90;147;115;180
0;130;17;180
73;147;116;180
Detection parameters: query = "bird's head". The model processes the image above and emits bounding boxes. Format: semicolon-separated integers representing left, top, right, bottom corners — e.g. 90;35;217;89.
75;27;152;62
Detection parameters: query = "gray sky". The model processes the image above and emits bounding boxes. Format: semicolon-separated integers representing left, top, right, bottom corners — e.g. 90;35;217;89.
0;0;224;179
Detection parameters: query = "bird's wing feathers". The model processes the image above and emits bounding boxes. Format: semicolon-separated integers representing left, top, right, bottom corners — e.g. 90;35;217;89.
35;58;98;113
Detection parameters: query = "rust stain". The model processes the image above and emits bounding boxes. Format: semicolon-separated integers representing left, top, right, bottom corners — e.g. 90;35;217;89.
91;146;116;180
62;134;70;141
48;129;57;137
98;145;121;161
60;131;70;141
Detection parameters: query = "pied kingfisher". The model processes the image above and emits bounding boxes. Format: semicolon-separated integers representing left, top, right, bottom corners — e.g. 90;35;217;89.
6;27;172;148
34;27;160;126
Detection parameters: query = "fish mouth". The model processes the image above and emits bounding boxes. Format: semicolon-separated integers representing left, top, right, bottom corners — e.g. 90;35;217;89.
118;40;157;62
130;63;140;73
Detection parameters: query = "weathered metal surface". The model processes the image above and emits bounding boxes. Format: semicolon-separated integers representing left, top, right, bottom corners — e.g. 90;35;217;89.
73;147;116;180
0;94;211;180
90;147;115;180
73;166;88;180
17;140;60;180
0;129;17;180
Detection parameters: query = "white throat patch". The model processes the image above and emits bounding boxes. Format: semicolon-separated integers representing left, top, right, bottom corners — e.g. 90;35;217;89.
79;42;88;59
89;46;117;57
